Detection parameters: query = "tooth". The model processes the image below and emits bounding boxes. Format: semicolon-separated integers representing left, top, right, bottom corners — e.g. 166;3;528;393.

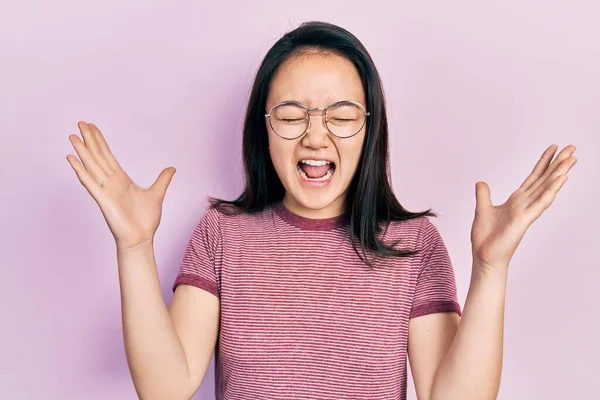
300;160;330;166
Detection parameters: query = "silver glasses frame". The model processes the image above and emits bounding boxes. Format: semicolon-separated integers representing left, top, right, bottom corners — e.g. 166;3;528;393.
265;100;370;140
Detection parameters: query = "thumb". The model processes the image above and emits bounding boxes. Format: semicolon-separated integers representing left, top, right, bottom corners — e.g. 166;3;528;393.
151;167;176;198
475;181;492;211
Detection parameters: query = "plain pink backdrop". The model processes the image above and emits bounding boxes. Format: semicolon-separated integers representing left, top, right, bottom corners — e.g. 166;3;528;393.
1;1;598;399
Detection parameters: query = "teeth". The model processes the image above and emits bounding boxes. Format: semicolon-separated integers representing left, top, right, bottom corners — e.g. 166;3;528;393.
300;159;331;166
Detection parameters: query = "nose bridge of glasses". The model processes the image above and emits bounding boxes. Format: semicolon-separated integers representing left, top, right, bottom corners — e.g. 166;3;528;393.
307;106;326;113
306;107;328;130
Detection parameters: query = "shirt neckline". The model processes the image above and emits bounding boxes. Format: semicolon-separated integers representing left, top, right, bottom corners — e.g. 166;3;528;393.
272;201;350;231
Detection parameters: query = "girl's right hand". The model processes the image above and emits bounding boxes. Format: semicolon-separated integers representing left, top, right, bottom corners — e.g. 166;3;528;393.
67;121;176;252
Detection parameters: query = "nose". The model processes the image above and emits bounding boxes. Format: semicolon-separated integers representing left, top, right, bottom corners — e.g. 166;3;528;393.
302;108;330;148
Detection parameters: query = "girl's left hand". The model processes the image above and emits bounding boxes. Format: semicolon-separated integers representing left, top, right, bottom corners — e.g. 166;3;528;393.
470;144;577;274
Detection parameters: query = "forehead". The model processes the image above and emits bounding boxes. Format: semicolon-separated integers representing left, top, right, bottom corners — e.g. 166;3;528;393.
267;52;365;109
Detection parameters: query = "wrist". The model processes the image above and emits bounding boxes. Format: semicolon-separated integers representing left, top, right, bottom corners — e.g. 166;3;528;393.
116;238;155;255
471;261;509;286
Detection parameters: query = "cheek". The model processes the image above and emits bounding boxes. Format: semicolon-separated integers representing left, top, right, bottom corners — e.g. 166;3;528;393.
268;139;295;175
266;130;281;164
340;137;365;175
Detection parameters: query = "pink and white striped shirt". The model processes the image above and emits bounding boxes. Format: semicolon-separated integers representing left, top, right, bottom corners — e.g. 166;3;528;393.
173;202;461;399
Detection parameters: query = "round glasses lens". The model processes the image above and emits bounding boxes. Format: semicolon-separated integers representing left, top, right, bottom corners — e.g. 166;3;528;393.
270;104;308;139
326;102;365;138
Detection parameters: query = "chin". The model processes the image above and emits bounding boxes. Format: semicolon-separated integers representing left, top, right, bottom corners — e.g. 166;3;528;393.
286;183;345;215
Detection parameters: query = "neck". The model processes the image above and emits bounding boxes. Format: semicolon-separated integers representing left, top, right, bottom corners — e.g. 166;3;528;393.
282;195;346;219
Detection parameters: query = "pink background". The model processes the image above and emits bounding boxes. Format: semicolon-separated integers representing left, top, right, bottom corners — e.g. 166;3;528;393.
1;1;598;399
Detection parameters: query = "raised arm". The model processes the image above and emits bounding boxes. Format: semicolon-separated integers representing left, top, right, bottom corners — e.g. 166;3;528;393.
67;121;219;399
409;144;577;400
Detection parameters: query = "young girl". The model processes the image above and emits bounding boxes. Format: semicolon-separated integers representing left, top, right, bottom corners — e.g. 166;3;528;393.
66;21;576;400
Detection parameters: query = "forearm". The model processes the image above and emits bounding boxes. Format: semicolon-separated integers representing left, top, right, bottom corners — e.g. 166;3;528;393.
117;243;192;400
431;262;508;400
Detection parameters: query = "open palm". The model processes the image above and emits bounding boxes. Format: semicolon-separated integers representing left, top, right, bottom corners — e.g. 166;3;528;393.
471;144;577;271
67;121;176;251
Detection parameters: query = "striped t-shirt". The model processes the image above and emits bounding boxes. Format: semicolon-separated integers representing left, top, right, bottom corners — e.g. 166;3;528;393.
173;202;461;400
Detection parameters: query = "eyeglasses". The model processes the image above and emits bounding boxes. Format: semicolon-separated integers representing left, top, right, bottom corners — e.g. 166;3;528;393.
265;100;370;140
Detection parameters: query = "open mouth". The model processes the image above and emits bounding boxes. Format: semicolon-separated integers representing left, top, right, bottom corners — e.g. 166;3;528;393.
296;159;336;182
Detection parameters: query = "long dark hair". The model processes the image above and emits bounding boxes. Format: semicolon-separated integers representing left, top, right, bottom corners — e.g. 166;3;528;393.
210;21;436;265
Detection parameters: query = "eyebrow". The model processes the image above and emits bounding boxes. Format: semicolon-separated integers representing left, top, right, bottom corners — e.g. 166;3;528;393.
275;99;366;108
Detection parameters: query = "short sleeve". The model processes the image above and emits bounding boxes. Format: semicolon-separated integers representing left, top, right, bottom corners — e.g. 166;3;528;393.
410;217;462;319
172;208;221;298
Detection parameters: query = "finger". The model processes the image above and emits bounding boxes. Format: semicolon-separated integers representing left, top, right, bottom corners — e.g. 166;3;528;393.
475;181;492;211
68;133;107;183
519;145;558;191
88;122;122;172
78;121;113;176
150;167;176;199
66;154;103;201
525;174;569;223
527;145;576;194
529;155;577;201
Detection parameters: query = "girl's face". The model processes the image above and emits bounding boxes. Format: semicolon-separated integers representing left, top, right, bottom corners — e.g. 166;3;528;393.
265;52;367;219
